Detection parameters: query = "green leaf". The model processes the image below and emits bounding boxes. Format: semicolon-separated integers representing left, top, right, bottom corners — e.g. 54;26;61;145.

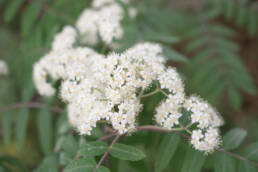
185;37;208;53
56;115;71;137
224;0;235;20
0;165;10;172
238;161;257;172
61;135;78;156
21;3;40;37
59;151;72;165
155;133;180;172
21;82;35;101
228;87;242;109
236;3;247;27
203;6;221;20
15;108;29;149
213;37;239;52
163;46;188;63
223;128;247;150
209;24;235;37
37;108;53;155
247;6;257;36
181;148;205;172
142;29;180;43
110;143;146;161
2;111;13;144
79;137;87;148
214;152;235;172
96;166;110;172
78;141;108;157
39;154;59;172
243;142;258;161
4;0;24;22
0;0;4;6
63;158;96;172
0;155;28;172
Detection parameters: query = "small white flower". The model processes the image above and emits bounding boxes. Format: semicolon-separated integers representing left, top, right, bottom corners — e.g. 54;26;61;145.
129;7;137;18
0;60;8;75
184;95;224;129
76;1;124;44
52;26;77;51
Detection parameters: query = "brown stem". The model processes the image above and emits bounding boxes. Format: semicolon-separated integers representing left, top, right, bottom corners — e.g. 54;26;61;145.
100;125;258;168
215;147;258;167
0;102;64;114
215;147;247;161
94;134;120;172
136;125;171;133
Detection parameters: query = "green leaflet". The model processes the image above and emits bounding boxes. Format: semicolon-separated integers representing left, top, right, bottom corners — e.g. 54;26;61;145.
63;158;96;172
15;108;29;149
96;166;110;172
110;143;146;161
4;0;24;22
236;3;247;27
181;148;206;172
227;87;243;109
21;3;41;37
0;155;28;172
64;158;109;172
214;152;235;172
61;135;78;157
223;128;247;150
162;45;188;63
59;151;73;166
223;0;234;20
2;111;13;144
185;37;208;53
243;142;258;162
37;108;53;155
142;28;180;44
238;161;257;172
247;6;257;36
78;141;108;157
154;133;180;172
38;154;59;172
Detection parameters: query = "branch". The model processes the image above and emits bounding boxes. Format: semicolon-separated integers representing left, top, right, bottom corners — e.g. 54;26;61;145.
94;134;120;172
0;102;64;114
99;125;258;168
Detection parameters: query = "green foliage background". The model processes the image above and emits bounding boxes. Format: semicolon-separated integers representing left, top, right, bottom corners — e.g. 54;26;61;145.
0;0;258;171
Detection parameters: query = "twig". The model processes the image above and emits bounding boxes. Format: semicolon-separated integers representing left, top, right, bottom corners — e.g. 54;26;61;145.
215;147;258;167
103;125;111;168
98;133;118;141
94;134;120;172
140;89;160;98
0;102;64;114
101;125;258;168
158;88;169;97
215;147;245;160
136;125;184;132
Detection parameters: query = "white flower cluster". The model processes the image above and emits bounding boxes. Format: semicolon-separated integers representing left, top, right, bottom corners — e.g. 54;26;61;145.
33;26;78;96
34;24;224;152
76;0;135;44
66;42;167;135
184;96;224;129
155;68;185;129
0;60;8;75
52;26;77;51
185;96;223;153
34;40;168;135
33;0;224;153
154;71;223;153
